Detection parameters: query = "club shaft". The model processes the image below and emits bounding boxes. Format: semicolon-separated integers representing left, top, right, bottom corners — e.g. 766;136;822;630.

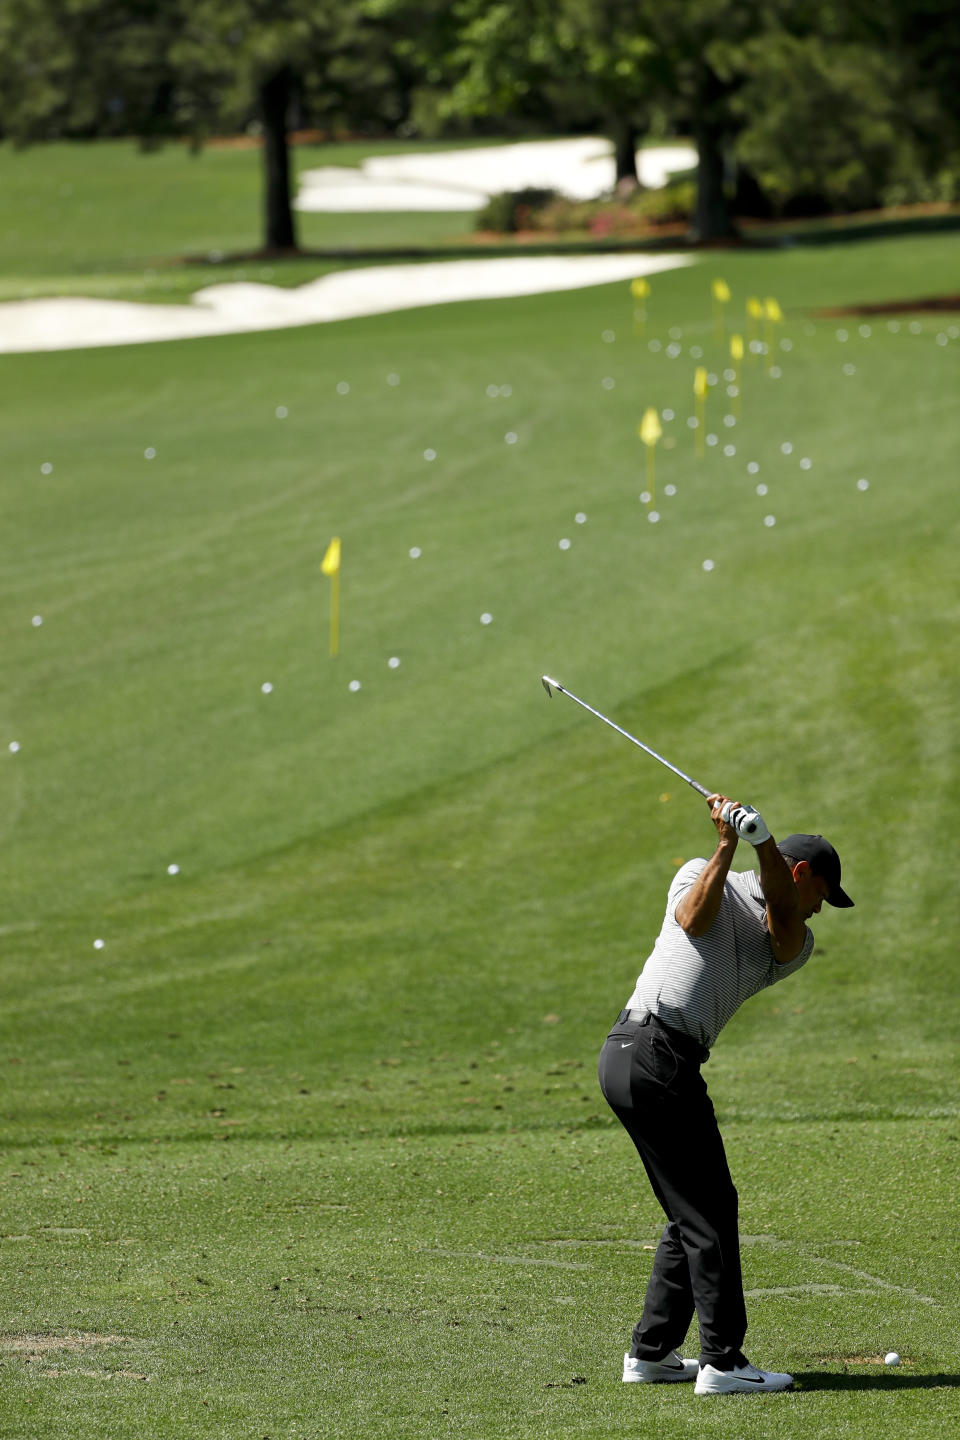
548;681;711;797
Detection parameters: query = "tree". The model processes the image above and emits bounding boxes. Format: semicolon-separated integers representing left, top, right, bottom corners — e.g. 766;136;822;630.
168;1;396;252
0;0;407;252
434;0;771;240
0;0;184;145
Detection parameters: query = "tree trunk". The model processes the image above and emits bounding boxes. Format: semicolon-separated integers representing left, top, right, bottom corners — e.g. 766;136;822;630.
690;63;738;243
610;115;640;185
260;66;299;253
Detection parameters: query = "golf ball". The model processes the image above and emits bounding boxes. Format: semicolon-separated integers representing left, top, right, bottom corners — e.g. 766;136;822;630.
387;374;400;386
261;682;273;694
764;515;777;527
702;559;715;572
884;1352;900;1367
409;546;422;558
648;511;660;524
558;538;571;550
504;432;518;445
32;615;43;627
276;405;289;417
167;863;180;876
348;680;362;692
94;939;105;950
480;613;492;626
336;382;350;395
8;741;20;753
41;462;53;474
574;512;587;524
857;478;870;491
144;447;156;459
388;657;401;669
424;448;437;461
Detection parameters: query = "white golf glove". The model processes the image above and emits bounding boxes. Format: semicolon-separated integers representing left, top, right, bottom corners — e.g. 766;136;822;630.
721;802;770;845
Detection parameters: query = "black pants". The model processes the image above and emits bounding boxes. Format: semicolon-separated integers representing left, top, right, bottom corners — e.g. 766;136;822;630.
598;1010;747;1370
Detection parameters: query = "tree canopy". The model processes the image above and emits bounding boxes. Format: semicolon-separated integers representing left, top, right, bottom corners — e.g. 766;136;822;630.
1;0;958;247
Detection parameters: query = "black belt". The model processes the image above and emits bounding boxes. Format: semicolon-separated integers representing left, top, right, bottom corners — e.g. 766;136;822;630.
617;1008;710;1064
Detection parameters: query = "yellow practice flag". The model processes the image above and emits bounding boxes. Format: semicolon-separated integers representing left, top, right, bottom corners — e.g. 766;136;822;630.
763;297;783;369
638;408;661;503
746;296;763;361
639;407;662;446
712;278;730;343
631;276;650;335
729;334;743;417
321;537;341;575
322;536;341;658
693;367;707;458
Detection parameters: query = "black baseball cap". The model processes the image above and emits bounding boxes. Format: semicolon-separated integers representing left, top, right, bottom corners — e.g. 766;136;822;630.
777;834;854;908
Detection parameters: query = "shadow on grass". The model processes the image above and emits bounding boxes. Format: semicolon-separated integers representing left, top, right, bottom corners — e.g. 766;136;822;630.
176;208;960;269
797;1372;960;1392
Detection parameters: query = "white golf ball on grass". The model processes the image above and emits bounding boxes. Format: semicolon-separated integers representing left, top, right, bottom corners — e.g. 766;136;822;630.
884;1352;900;1367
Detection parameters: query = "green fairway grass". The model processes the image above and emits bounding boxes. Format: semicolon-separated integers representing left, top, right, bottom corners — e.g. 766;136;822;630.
0;137;480;304
1;232;959;1437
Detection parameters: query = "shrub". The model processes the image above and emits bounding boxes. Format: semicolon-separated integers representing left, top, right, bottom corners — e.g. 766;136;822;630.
475;188;558;233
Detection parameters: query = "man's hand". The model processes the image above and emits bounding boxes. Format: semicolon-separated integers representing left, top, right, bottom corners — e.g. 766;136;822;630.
720;801;770;846
676;795;741;936
708;793;741;847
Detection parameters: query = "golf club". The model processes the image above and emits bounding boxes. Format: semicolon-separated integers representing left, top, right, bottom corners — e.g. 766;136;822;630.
540;675;762;837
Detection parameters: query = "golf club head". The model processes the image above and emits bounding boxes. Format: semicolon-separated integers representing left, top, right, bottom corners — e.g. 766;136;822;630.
541;674;559;697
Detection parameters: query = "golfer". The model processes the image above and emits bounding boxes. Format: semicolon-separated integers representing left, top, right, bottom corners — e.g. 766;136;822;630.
598;793;853;1395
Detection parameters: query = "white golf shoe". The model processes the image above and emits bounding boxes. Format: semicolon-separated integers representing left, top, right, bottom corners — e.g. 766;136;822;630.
623;1350;699;1384
695;1359;794;1395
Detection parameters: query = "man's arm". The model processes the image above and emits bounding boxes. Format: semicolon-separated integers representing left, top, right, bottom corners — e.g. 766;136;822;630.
675;793;739;936
754;838;807;964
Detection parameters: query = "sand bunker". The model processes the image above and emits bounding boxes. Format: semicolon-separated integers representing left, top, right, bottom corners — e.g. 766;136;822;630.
0;252;693;354
296;138;697;213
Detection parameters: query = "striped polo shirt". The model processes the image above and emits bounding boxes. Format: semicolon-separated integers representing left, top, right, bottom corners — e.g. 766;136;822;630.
624;858;815;1051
